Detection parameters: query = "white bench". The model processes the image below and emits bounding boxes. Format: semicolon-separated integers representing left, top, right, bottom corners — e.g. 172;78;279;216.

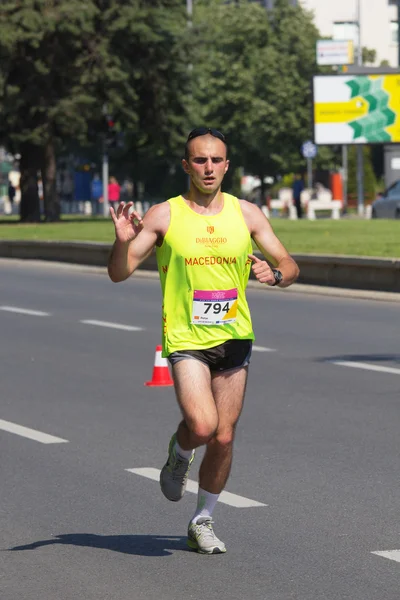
307;199;342;220
278;188;297;220
306;191;342;220
263;188;342;220
263;188;298;220
262;199;297;220
2;197;13;215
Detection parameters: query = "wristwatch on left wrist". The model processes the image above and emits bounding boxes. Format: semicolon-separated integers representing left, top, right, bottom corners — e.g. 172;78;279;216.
271;268;283;286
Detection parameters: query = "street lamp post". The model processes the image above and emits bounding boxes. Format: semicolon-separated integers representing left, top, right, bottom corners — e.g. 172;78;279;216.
356;0;364;217
102;104;109;217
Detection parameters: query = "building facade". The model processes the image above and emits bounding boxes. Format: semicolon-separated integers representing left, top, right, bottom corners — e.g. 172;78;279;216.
300;0;399;67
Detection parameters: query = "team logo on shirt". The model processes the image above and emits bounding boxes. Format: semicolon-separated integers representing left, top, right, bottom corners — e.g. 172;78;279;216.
207;225;214;234
196;236;227;248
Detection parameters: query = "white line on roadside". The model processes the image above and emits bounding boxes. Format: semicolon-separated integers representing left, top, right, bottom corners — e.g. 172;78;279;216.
372;550;400;563
0;306;50;317
332;361;400;376
80;320;143;332
126;467;267;508
0;419;69;444
253;346;277;353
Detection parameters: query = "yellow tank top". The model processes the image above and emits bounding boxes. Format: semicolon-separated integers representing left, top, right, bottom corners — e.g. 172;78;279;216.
156;193;255;356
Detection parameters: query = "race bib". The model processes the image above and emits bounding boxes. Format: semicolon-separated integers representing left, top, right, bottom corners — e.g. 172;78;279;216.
192;289;238;325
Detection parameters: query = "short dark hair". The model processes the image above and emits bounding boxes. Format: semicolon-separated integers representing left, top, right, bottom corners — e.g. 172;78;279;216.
184;127;227;161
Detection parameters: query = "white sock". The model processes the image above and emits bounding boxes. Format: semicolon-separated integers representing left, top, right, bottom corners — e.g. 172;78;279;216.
191;487;220;523
175;439;194;460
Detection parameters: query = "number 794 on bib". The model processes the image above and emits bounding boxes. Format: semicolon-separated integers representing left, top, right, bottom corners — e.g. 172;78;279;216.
191;288;238;325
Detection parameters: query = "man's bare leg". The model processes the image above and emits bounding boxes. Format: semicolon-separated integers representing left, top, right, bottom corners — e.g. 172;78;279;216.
159;358;219;503
172;359;219;450
199;367;248;494
187;367;248;554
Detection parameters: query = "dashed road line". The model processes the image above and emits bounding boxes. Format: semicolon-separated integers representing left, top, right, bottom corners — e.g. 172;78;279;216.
80;320;144;332
126;467;267;508
372;550;400;563
332;361;400;376
253;346;277;353
0;306;50;317
0;419;69;444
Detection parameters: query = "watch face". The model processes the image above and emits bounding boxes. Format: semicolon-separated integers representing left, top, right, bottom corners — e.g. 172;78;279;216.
274;269;283;284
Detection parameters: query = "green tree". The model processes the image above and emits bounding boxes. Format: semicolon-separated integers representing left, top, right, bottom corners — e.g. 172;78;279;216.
0;0;100;220
104;0;190;180
190;0;319;196
0;0;189;221
362;47;377;65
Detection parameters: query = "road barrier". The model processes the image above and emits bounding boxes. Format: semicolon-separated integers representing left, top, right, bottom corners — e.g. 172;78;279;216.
0;240;399;293
289;253;400;293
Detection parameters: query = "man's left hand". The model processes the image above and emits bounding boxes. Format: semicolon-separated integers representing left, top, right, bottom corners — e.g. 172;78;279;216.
248;254;276;285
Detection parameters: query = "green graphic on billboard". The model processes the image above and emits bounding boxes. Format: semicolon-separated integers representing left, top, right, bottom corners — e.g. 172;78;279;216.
313;74;400;145
347;77;396;142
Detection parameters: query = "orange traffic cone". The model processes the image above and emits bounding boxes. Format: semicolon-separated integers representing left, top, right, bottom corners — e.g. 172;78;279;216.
145;345;174;387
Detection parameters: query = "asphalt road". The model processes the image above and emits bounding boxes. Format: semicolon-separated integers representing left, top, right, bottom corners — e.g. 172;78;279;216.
1;259;400;600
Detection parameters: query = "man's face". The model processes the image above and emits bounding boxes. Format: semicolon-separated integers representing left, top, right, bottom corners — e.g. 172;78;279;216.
182;134;229;195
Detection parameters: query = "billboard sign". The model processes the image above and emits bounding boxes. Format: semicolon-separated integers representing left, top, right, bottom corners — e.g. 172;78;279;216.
316;40;354;66
313;74;400;145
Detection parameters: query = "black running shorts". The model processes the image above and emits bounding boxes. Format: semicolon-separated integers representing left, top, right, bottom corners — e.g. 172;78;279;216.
168;339;252;373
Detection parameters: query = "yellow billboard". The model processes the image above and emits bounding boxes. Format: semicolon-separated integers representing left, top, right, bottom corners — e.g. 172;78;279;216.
313;74;400;144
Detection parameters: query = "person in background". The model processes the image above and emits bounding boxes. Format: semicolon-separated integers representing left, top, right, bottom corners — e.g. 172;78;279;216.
62;173;75;214
121;178;134;203
91;173;103;216
292;173;305;219
8;179;16;212
37;176;44;215
108;176;121;214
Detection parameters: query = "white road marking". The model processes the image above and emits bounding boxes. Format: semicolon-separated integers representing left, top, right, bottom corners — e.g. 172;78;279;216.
126;467;267;508
253;345;276;353
0;306;50;317
0;419;69;444
80;320;143;332
332;361;400;376
372;550;400;563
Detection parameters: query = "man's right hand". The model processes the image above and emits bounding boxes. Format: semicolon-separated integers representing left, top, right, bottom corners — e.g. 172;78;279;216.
110;202;144;244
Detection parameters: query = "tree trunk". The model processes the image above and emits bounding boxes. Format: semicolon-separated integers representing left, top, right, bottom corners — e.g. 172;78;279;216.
19;144;41;223
42;137;60;221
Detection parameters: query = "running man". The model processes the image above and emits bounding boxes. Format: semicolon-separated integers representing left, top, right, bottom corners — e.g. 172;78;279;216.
108;127;299;554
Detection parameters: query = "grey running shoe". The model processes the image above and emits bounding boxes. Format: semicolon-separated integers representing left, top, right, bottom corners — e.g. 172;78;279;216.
187;517;227;554
159;434;195;502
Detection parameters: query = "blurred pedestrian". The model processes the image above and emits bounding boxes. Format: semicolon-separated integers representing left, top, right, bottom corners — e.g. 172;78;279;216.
292;173;304;219
37;176;44;215
91;173;103;216
62;173;75;213
8;180;15;208
121;178;134;203
108;176;121;214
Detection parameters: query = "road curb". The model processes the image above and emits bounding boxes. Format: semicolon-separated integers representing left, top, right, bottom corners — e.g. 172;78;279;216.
1;257;399;303
0;240;399;296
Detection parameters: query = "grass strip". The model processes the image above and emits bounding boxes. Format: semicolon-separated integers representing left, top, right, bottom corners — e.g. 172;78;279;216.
0;216;398;258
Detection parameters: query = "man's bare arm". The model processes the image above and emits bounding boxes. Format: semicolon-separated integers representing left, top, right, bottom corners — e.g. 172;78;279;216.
108;202;169;283
240;200;300;288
